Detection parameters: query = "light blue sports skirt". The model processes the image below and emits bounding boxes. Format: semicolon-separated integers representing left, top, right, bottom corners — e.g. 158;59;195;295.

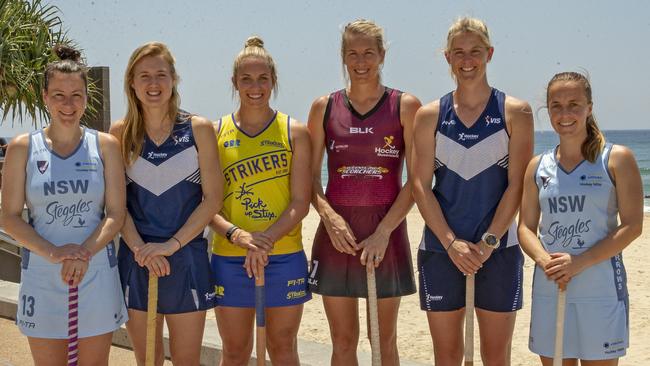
17;261;127;339
529;294;628;360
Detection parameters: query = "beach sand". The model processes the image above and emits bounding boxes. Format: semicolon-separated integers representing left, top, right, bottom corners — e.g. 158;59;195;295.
287;208;650;365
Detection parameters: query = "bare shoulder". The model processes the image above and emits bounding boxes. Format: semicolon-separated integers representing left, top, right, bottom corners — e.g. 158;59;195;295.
289;118;309;139
97;131;120;148
416;99;441;121
190;115;212;128
7;133;30;150
504;95;533;120
400;92;422;109
309;95;330;116
108;119;126;137
609;144;637;167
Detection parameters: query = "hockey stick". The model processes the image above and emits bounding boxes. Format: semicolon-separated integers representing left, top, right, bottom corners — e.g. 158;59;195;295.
464;274;475;366
255;267;266;366
67;280;79;366
145;273;158;366
553;287;567;366
367;265;381;366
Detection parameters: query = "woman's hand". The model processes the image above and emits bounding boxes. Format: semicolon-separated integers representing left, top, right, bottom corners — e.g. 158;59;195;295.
358;229;390;269
544;252;586;286
49;244;92;264
244;249;268;279
134;241;177;266
447;239;483;275
60;259;89;286
145;256;171;277
231;230;274;252
322;212;358;255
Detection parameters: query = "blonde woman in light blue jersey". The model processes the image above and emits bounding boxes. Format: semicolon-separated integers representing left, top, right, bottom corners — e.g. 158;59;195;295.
518;71;643;365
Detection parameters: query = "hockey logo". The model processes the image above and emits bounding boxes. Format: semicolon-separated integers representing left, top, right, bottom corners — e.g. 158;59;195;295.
37;160;49;174
375;135;400;158
540;175;551;189
458;133;479;141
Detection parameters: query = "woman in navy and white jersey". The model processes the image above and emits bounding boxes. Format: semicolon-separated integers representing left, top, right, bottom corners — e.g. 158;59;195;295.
1;45;127;365
412;17;534;365
109;42;222;365
518;72;643;365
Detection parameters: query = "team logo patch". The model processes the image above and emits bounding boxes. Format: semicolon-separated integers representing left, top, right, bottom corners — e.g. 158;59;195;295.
37;160;49;174
540;175;551;189
337;165;388;179
146;151;168;160
375;135;400;158
172;134;190;145
75;161;98;172
579;174;604;187
329;139;349;152
458;133;479;141
260;139;284;148
485;115;502;126
224;139;241;148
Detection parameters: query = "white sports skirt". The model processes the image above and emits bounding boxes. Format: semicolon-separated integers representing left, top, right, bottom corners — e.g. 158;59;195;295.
17;262;127;339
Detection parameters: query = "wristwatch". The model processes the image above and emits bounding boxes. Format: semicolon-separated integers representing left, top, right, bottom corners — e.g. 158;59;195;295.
481;232;500;249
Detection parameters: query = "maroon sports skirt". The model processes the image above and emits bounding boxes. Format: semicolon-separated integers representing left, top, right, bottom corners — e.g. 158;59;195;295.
309;204;416;298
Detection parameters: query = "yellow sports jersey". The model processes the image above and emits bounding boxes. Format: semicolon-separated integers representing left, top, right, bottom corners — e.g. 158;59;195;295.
212;111;302;256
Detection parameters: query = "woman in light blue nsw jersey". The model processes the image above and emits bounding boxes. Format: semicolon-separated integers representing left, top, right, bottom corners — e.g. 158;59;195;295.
518;72;643;365
412;17;534;366
1;45;127;365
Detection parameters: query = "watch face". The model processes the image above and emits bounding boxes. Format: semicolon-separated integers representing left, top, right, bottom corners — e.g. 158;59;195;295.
486;235;497;245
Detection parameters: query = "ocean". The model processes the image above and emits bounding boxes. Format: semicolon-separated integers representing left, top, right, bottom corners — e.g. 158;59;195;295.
319;130;650;212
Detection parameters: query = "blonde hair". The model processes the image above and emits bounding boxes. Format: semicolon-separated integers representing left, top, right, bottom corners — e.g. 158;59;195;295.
547;72;605;163
121;42;180;165
231;36;278;96
340;19;385;83
445;17;492;53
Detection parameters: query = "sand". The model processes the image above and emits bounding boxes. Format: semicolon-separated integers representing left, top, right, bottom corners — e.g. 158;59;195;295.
289;208;650;365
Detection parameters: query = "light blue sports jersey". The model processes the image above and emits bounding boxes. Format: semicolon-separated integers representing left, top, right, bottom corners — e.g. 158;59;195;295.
534;143;626;302
23;128;116;269
420;88;518;252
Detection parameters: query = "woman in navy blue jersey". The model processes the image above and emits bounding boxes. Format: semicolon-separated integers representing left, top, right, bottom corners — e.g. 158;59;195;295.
110;42;223;365
412;17;533;366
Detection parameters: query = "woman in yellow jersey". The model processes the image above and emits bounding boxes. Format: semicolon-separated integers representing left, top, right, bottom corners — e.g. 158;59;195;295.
210;36;312;366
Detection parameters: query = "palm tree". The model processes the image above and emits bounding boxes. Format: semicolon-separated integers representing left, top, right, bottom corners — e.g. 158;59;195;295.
0;0;96;128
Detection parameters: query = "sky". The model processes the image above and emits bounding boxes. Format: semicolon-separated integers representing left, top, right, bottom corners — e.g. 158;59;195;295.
1;0;649;136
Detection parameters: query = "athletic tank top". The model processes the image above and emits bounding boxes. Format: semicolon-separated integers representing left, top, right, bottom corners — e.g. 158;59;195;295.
125;112;204;244
23;128;116;269
212;111;302;256
534;143;626;301
324;88;404;206
420;88;518;252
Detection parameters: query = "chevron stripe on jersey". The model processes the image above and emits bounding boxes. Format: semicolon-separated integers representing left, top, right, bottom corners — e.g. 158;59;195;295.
127;147;199;196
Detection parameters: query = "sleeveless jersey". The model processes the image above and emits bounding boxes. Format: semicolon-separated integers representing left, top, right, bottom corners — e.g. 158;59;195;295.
125;112;204;243
212;111;301;256
420;88;518;252
23;128;116;269
324;88;404;206
534;143;626;301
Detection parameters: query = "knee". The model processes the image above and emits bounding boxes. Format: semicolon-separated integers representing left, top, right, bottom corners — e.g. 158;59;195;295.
266;335;297;364
480;349;508;366
331;330;359;355
433;344;463;365
221;339;253;365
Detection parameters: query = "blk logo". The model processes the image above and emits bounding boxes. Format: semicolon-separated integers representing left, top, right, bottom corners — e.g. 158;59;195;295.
350;127;373;134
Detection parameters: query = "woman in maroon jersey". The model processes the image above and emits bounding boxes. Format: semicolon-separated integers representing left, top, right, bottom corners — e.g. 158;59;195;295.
307;19;421;365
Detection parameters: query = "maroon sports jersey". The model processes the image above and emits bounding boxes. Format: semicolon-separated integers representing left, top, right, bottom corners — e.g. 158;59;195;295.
324;87;404;207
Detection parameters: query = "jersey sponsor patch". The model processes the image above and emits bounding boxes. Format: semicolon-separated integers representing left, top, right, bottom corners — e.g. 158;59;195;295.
336;165;389;179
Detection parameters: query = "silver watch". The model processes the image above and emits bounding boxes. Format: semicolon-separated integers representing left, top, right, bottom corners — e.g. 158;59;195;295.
481;232;500;249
